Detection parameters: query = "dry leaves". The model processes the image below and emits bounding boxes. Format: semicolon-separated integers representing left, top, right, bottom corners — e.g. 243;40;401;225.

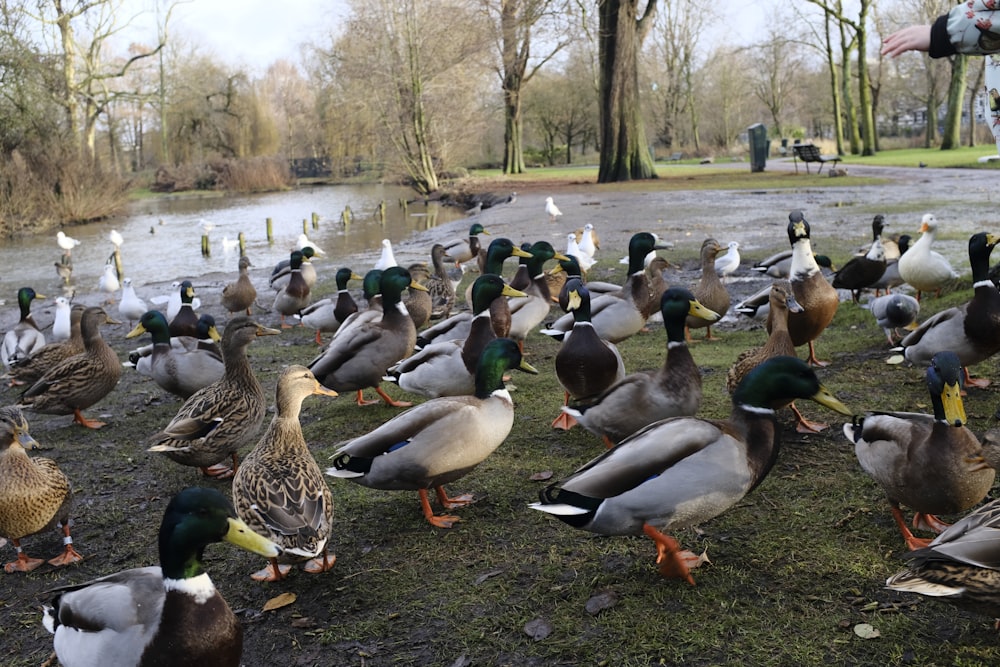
262;591;297;612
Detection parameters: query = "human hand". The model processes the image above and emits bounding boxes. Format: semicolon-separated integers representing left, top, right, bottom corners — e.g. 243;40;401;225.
881;24;932;57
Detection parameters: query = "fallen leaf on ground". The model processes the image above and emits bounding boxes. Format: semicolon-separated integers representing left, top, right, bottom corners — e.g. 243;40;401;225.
523;617;553;640
263;591;297;612
529;471;553;481
853;623;880;639
585;590;619;615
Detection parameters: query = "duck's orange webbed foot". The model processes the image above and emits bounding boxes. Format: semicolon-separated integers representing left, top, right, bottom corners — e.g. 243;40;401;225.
375;387;412;407
913;512;952;534
435;486;474;509
251;559;291;581
47;525;84;567
642;524;709;585
73;409;106;429
891;505;933;550
805;342;830;367
4;541;44;573
789;402;829;434
303;552;337;574
419;489;460;528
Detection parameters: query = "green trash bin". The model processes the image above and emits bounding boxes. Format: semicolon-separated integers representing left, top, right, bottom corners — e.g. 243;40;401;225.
748;123;768;172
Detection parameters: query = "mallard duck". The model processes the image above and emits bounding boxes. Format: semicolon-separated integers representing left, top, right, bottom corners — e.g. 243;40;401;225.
128;314;221;369
531;356;851;583
844;351;995;551
726;281;801;393
373;238;397;270
327;338;538;528
126;310;224;399
298;268;363;345
308;266;426;407
442;222;489;265
727;281;826;434
832;235;886;302
687;238;731;341
18;306;121;429
168;280;199;337
150;281;201;321
403;264;433;330
545;196;562;222
897;214;959;300
52;296;71;342
552;279;626;431
42;487;280;667
147;317;279;478
868;293;920;345
387;275;526;398
119;277;148;327
782;211;839;366
872;234;911;296
508;241;569;350
232;366;338;581
714;241;740;278
885;497;1000;620
0;406;83;573
222;255;257;315
272;251;311;328
56;231;80;254
8;304;86;388
543;232;672;344
271;246;317;291
332;269;384;340
426;243;456;320
566;286;720;447
895;232;1000;387
546;255;582;307
2;287;46;370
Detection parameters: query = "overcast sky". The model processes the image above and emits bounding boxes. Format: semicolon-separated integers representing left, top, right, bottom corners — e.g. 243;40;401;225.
117;0;772;72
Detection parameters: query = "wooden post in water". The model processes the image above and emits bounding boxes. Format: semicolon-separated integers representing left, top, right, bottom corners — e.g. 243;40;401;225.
377;200;386;226
112;247;124;282
238;232;246;256
302;219;308;234
266;217;273;243
201;234;210;257
312;212;320;229
399;198;408;216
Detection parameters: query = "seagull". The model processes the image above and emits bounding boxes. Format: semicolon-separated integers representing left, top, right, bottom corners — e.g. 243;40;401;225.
373;238;397;270
577;224;598;260
118;278;147;327
566;234;594;272
109;229;124;248
99;263;120;302
714;241;741;278
56;231;80;254
199;218;215;233
545;196;562;222
297;232;326;257
51;296;72;342
221;236;240;253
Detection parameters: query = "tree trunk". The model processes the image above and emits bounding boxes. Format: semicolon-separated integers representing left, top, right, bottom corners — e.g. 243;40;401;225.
968;58;985;147
823;13;845;155
597;0;657;183
854;3;876;156
941;54;968;150
503;86;526;173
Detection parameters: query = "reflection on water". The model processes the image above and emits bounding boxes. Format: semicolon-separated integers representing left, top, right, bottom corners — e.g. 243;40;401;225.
0;184;464;302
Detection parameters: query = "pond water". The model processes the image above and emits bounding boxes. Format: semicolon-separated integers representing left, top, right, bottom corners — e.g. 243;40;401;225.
0;183;466;303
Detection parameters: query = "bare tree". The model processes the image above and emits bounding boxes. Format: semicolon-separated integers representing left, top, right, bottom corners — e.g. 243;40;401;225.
480;0;570;174
328;0;488;195
597;0;657;183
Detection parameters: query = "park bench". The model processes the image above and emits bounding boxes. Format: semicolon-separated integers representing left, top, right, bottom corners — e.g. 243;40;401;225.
666;151;683;162
791;143;842;174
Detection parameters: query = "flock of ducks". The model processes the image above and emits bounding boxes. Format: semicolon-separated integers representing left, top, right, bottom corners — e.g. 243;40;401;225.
3;205;1000;664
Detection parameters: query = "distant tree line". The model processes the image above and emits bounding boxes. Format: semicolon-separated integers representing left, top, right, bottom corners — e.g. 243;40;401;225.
0;0;983;233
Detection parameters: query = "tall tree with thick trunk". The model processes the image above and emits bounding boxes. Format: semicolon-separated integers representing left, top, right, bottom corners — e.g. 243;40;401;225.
597;0;657;183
